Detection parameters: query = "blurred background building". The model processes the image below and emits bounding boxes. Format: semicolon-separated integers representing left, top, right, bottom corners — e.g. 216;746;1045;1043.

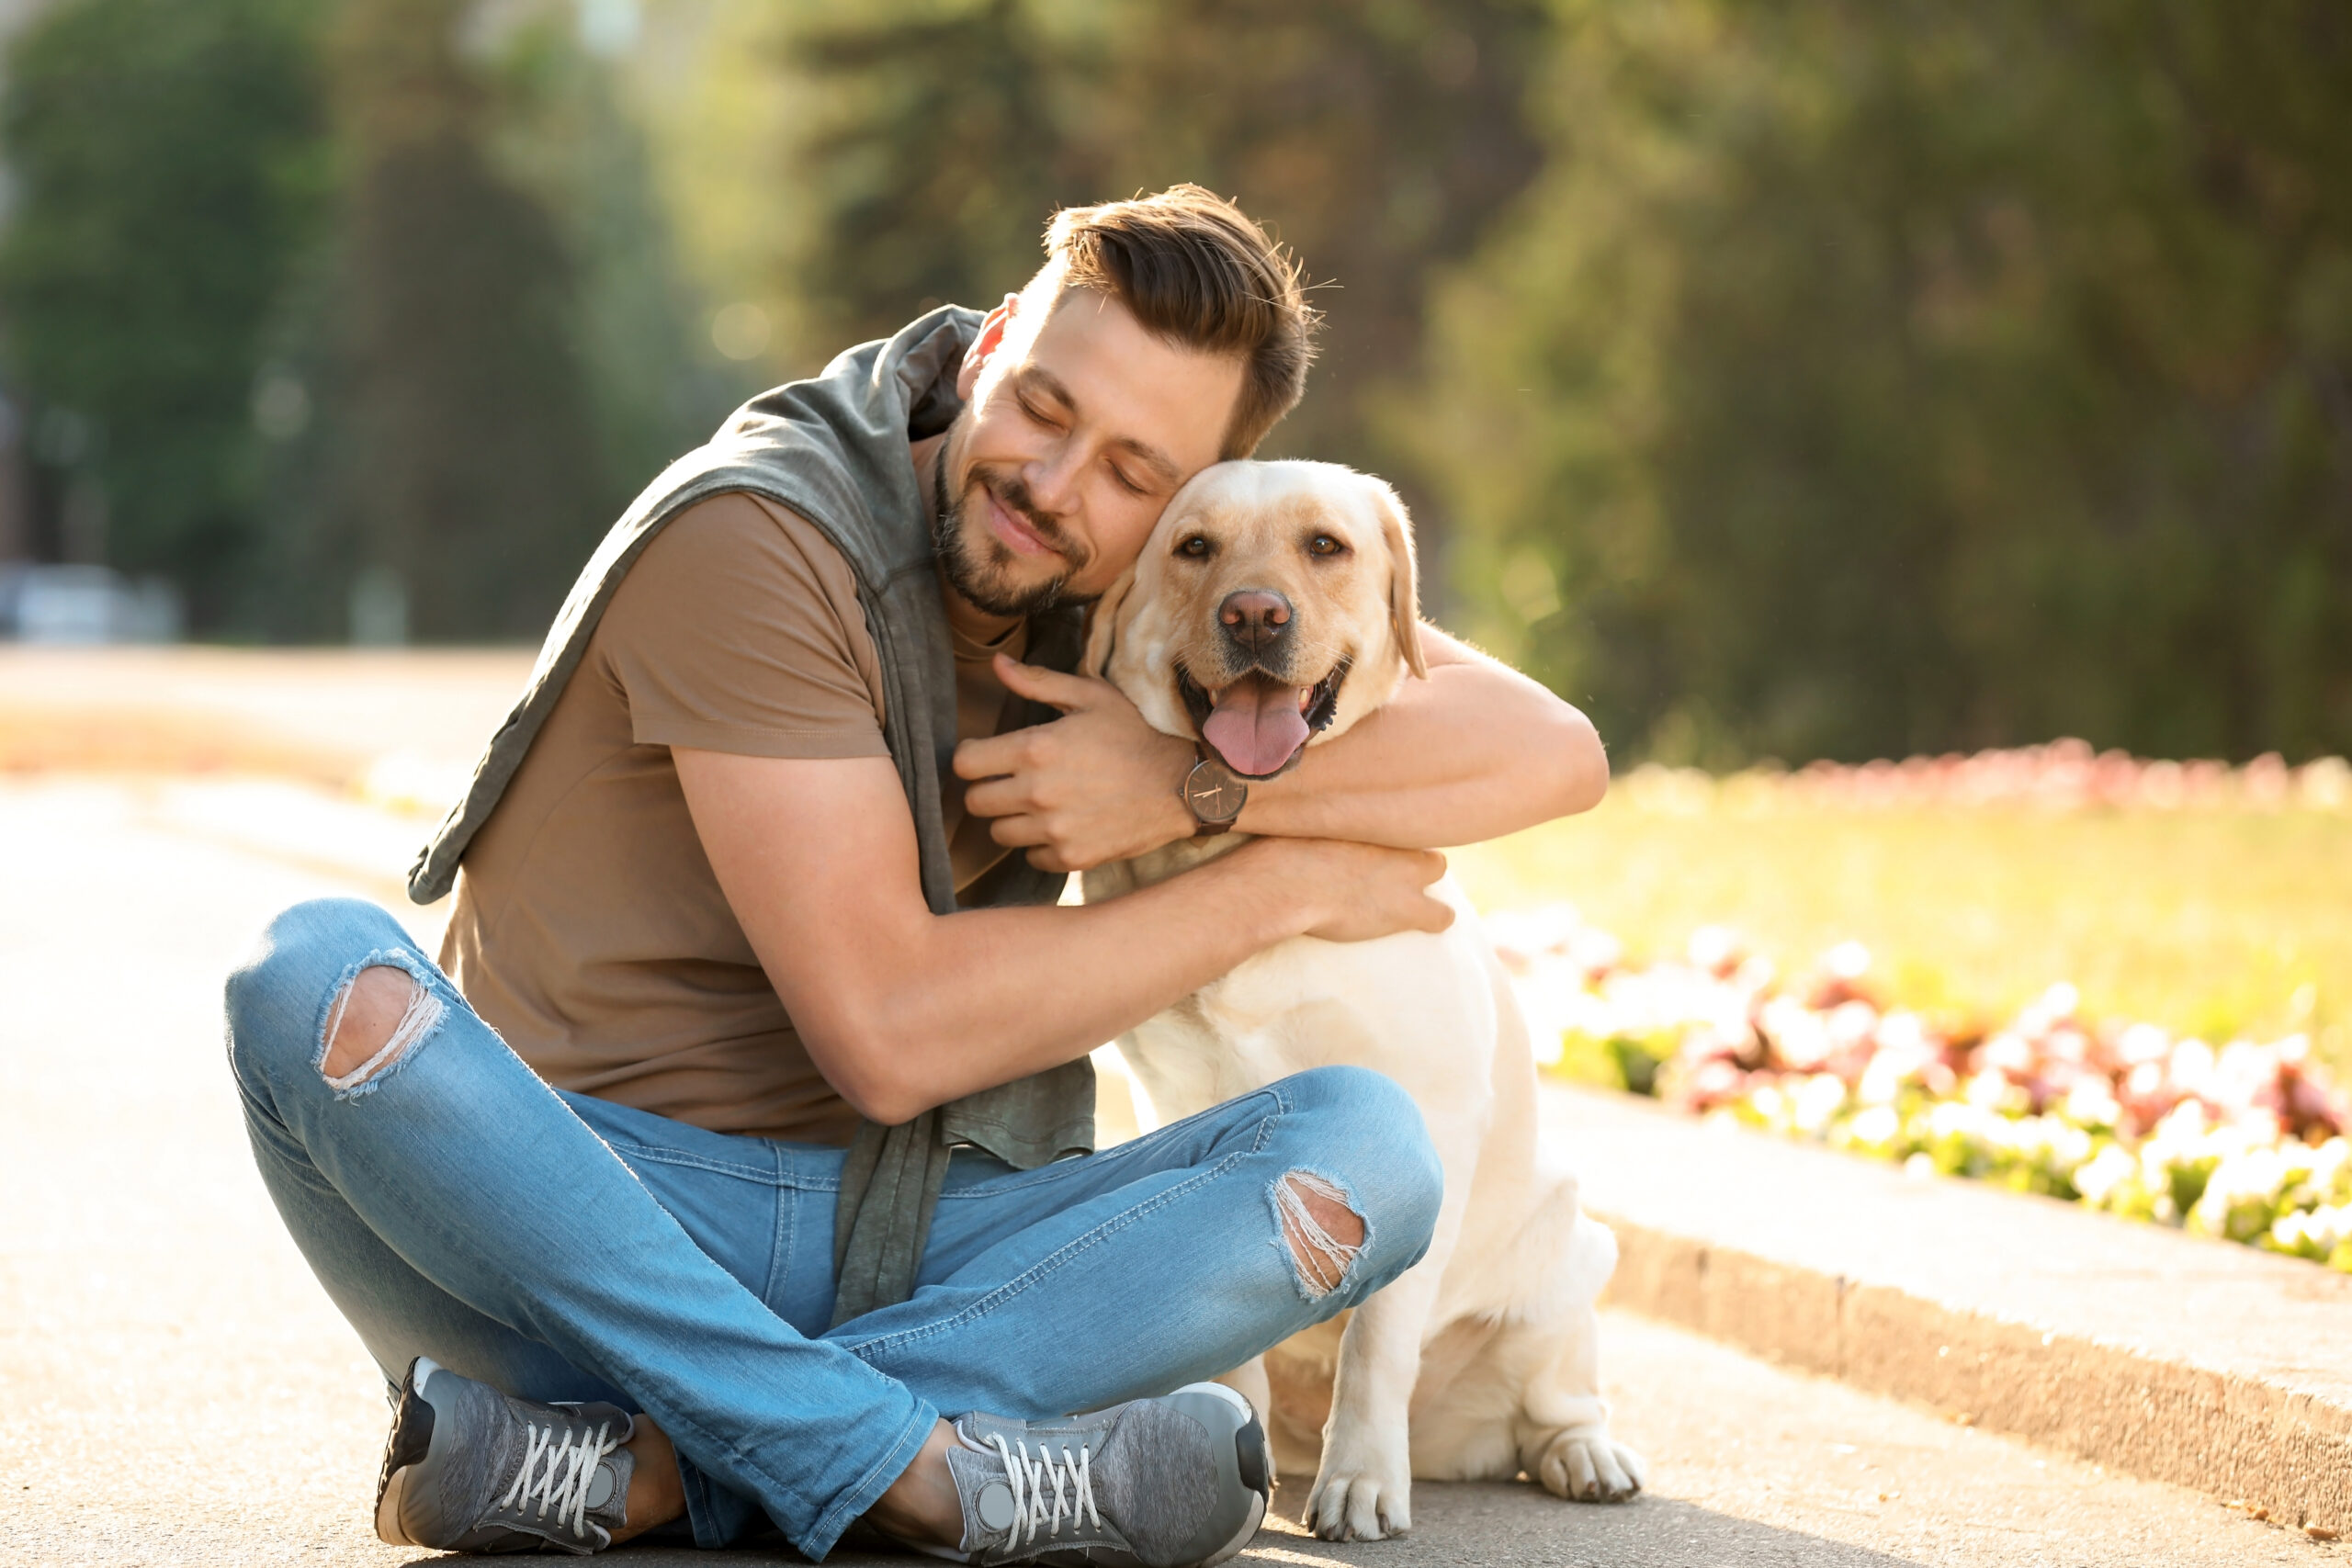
0;0;2345;766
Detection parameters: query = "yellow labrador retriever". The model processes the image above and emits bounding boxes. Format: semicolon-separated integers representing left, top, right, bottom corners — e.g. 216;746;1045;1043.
1080;459;1646;1541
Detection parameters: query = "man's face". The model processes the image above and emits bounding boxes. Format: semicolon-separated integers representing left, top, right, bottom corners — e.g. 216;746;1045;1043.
934;288;1247;618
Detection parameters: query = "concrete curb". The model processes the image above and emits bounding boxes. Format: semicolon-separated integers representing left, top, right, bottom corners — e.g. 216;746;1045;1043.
1544;1084;2352;1539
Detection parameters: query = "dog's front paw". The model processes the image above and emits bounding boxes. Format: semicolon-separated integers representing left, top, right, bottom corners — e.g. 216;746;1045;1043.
1532;1426;1647;1503
1306;1436;1413;1540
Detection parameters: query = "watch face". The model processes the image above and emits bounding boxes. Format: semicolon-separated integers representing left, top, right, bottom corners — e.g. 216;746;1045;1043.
1184;761;1249;823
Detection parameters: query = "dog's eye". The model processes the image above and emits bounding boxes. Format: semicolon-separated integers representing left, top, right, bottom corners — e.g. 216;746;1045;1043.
1307;533;1348;558
1176;536;1214;559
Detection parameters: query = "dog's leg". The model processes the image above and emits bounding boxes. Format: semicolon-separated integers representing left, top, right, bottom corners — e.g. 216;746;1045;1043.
1514;1218;1647;1503
1306;1246;1449;1540
1304;1147;1471;1543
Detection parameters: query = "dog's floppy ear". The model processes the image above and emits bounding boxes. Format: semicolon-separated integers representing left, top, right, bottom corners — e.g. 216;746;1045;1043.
1371;480;1430;679
1081;566;1136;678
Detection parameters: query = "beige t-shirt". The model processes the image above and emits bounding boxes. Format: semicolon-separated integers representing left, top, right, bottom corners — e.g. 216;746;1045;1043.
438;491;1029;1145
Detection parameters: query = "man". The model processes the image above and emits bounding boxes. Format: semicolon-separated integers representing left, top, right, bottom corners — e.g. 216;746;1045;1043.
224;186;1608;1562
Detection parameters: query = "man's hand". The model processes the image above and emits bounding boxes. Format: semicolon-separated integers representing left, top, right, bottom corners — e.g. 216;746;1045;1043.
1258;839;1456;943
955;653;1196;872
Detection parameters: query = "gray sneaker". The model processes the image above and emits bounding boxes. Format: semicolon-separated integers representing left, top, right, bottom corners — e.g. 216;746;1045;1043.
373;1357;638;1554
944;1382;1270;1567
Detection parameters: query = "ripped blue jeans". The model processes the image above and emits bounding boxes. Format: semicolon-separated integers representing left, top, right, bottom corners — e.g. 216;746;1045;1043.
223;898;1441;1559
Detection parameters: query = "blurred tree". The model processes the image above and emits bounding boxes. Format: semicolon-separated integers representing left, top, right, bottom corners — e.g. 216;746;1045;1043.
766;0;1548;585
314;0;607;641
1408;0;2352;764
0;0;328;625
482;8;749;511
1096;0;1546;554
770;0;1109;353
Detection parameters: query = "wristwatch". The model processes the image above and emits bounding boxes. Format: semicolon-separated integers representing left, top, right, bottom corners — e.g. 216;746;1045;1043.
1179;750;1250;837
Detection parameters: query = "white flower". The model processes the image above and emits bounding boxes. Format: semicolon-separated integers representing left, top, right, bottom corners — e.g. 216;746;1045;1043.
1821;941;1872;982
1963;1070;2026;1114
1687;925;1747;976
2117;1021;2172;1066
1792;1074;1848;1137
1760;995;1833;1071
1485;903;1584;968
1827;999;1879;1053
2075;1145;2137;1207
2063;1077;2122;1131
1846;1104;1901;1150
2169;1038;2219;1100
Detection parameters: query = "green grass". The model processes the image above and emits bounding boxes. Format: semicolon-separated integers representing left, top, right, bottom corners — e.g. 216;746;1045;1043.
1452;794;2352;1076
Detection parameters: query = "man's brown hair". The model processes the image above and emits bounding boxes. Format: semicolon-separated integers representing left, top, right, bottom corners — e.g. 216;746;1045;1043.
1037;185;1317;460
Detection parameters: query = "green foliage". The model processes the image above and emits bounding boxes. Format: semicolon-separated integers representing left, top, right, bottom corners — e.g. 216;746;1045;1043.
6;0;2351;719
1409;0;2352;764
0;0;328;621
481;12;756;500
780;0;1105;351
770;0;1548;549
291;0;599;640
0;0;715;641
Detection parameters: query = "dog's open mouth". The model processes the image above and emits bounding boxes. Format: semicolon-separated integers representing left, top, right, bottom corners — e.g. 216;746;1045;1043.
1177;660;1351;779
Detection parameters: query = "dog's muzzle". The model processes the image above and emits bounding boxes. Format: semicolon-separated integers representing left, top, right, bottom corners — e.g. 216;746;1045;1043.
1177;658;1351;780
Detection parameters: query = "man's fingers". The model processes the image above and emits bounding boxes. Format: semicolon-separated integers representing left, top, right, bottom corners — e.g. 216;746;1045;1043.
993;653;1102;712
959;774;1035;820
986;812;1050;849
952;732;1021;782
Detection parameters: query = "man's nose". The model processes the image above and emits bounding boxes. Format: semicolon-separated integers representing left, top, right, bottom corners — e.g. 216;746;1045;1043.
1022;444;1085;517
1219;590;1294;659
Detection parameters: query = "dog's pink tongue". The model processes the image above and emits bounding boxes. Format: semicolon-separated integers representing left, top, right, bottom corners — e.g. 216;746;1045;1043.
1203;678;1311;777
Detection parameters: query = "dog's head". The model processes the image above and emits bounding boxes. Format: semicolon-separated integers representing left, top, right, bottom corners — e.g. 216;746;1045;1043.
1084;459;1429;779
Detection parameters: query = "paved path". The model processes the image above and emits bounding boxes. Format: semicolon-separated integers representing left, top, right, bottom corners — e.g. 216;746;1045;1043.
0;775;2330;1566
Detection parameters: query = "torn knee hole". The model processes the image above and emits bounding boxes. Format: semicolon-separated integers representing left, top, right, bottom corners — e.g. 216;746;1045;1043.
321;964;442;1092
1274;1171;1365;1299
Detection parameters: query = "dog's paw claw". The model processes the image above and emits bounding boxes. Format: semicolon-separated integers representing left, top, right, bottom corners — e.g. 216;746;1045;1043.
1306;1472;1413;1540
1535;1427;1646;1504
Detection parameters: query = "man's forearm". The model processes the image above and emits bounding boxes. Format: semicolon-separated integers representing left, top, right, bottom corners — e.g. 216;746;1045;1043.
682;748;1454;1129
806;842;1306;1122
1233;640;1608;849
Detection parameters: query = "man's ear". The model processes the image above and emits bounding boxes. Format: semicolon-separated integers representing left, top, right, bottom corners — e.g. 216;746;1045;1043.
1082;567;1136;678
1372;480;1430;678
956;293;1021;400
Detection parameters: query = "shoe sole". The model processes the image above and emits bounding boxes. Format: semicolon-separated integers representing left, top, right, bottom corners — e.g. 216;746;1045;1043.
1172;1382;1271;1568
373;1355;444;1547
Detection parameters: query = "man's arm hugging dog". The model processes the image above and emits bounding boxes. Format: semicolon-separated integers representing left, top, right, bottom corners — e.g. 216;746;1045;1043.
223;185;1609;1564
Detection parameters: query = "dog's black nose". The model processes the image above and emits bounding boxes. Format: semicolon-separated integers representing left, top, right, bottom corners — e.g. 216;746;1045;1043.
1219;590;1293;658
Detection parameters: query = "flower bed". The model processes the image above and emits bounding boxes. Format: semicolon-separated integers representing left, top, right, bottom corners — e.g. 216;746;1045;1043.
1489;904;2352;1269
1615;738;2352;816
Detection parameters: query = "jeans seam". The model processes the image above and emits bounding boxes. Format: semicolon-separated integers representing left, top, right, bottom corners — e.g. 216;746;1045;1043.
765;1141;794;1309
842;1109;1283;1360
608;1144;786;1184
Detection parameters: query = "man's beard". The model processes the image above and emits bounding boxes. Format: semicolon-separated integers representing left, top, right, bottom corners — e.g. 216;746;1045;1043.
933;443;1094;618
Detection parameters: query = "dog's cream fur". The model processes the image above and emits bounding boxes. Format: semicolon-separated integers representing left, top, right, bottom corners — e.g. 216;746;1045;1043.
1080;459;1645;1541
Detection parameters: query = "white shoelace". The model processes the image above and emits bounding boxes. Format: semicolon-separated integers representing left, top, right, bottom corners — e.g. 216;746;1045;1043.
989;1435;1101;1548
501;1416;620;1540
